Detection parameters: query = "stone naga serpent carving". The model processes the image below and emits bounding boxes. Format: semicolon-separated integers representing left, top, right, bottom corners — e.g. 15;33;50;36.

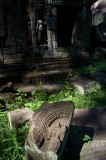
25;101;75;160
44;122;67;153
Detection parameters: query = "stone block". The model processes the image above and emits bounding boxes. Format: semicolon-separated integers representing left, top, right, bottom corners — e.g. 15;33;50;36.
25;101;75;160
90;71;106;85
70;77;101;94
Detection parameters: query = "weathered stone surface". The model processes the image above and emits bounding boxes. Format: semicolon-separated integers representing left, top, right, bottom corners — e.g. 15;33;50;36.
0;92;15;100
70;77;100;94
90;71;106;84
92;0;106;19
0;82;13;93
7;107;34;129
63;107;106;160
14;83;64;92
25;101;75;160
22;68;71;83
13;83;37;93
80;140;106;160
25;145;57;160
95;23;106;42
0;52;3;63
92;0;106;11
3;54;22;64
72;107;106;140
53;0;93;6
92;47;106;60
92;0;106;44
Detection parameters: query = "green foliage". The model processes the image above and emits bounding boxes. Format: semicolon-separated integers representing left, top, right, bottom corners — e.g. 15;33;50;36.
25;89;48;110
83;135;92;143
0;62;106;159
0;81;106;159
0;111;28;160
48;83;74;103
1;80;106;112
70;126;92;146
15;89;27;106
3;87;49;111
5;88;28;110
1;59;106;159
76;60;106;76
48;82;106;108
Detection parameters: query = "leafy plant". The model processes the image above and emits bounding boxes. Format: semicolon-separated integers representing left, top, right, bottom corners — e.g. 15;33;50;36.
1;59;106;160
0;79;106;159
83;135;92;143
0;111;28;160
4;89;28;111
76;60;106;76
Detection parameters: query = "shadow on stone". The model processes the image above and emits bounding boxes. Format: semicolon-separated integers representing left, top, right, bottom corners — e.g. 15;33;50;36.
72;108;106;139
61;125;94;160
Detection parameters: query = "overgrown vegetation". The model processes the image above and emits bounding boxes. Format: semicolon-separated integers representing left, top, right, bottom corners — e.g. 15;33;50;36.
76;60;106;76
0;59;106;159
0;111;27;160
4;80;106;111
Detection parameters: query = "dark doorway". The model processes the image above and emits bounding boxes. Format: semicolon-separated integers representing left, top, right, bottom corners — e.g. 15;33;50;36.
57;6;77;47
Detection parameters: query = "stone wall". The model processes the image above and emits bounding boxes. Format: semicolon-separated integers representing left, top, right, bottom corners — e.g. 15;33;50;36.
0;0;33;64
0;0;94;64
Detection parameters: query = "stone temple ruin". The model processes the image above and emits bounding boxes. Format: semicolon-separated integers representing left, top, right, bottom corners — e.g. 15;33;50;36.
0;0;93;61
0;0;106;82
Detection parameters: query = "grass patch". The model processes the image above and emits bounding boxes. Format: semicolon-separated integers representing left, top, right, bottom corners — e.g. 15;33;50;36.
0;111;28;160
1;81;106;111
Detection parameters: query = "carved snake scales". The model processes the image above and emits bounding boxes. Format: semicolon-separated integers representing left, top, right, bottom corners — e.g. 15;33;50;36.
26;101;74;147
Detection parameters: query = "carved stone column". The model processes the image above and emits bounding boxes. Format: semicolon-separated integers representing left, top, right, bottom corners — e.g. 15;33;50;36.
71;11;82;47
81;5;92;50
0;0;5;62
0;0;5;39
46;5;57;55
72;5;92;50
30;0;37;54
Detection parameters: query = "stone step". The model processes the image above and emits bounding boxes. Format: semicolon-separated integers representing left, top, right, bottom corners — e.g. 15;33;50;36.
35;57;71;71
0;53;89;84
0;57;72;82
22;69;72;83
0;62;72;84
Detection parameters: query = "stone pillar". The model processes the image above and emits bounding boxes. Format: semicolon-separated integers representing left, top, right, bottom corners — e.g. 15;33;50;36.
30;0;37;54
71;14;82;47
81;5;92;50
10;0;22;53
72;5;92;50
0;0;5;62
0;0;5;39
46;5;57;55
22;0;37;64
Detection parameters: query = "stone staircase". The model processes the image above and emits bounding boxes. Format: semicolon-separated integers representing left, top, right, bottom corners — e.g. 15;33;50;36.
0;57;72;84
0;50;89;84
